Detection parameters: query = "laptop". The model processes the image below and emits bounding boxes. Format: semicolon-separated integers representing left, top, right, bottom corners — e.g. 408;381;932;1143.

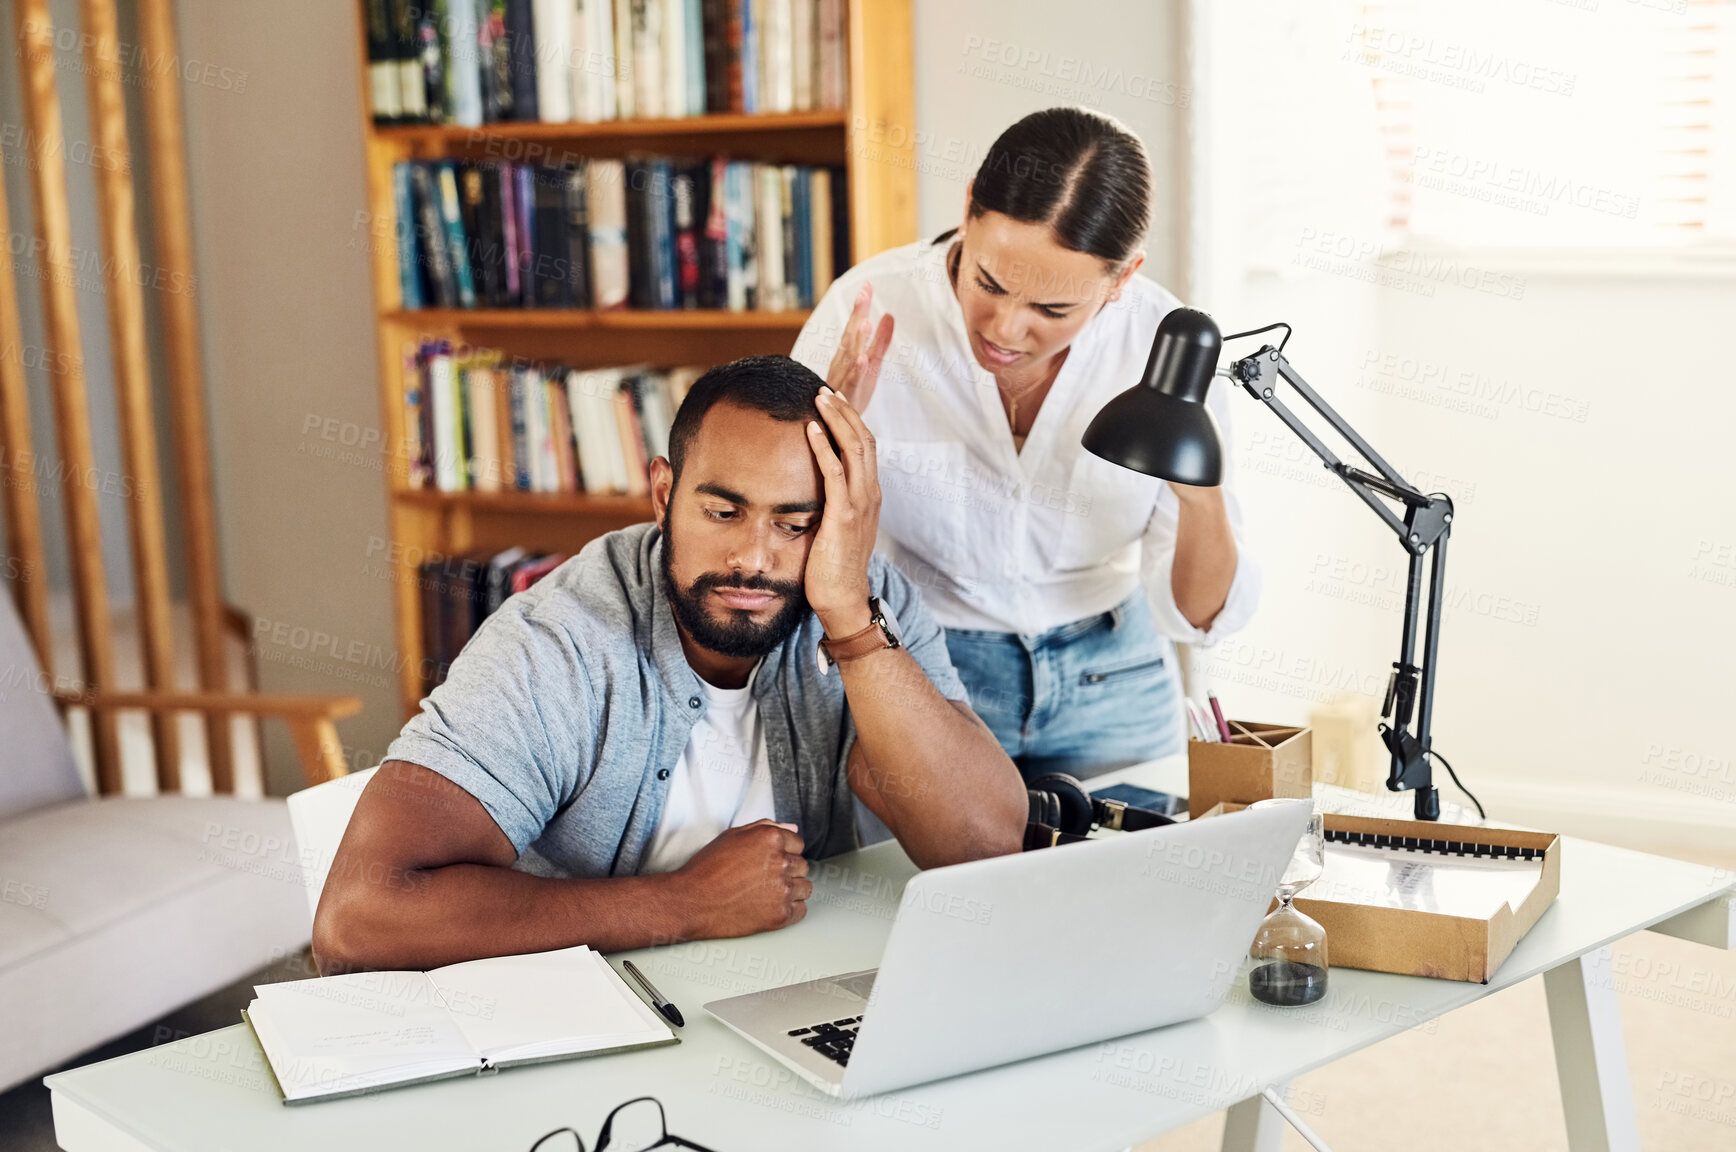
704;799;1310;1098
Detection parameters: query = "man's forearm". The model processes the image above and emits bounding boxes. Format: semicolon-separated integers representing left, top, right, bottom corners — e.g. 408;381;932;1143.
838;649;1026;867
314;864;690;974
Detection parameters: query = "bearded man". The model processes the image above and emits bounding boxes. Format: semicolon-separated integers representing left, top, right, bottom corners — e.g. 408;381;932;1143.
313;355;1026;973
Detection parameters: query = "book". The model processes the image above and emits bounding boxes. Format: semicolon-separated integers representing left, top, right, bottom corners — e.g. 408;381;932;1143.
483;0;515;121
755;162;784;310
448;0;485;126
393;164;422;307
366;0;403;121
533;0;574;122
790;0;812;112
612;0;637;117
244;947;674;1101
585;159;627;309
435;162;478;308
505;0;541;119
683;0;705;115
810;166;833;299
661;0;688;121
391;0;430;121
631;0;663;118
564;166;593;309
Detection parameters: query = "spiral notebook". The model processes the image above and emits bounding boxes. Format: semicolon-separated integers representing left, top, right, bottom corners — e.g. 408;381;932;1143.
1308;828;1548;921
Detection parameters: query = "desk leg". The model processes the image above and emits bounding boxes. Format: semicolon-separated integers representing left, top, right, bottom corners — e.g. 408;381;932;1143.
1544;947;1640;1152
1221;1083;1287;1152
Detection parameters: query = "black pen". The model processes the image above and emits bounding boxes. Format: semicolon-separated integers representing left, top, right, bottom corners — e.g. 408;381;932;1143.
622;960;685;1028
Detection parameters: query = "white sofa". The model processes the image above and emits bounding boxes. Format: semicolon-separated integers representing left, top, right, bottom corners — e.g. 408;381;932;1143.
0;597;310;1093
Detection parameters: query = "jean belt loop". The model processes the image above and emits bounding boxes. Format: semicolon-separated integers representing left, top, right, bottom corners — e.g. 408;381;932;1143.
1109;603;1125;631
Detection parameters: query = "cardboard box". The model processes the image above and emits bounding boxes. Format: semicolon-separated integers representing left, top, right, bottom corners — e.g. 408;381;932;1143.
1187;721;1312;817
1194;803;1561;983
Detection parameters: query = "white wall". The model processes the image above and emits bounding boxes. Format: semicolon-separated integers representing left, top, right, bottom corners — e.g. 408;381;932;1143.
1183;0;1736;855
911;0;1187;287
177;0;399;793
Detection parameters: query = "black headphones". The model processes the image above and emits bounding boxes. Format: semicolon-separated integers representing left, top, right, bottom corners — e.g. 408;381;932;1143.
1023;773;1177;851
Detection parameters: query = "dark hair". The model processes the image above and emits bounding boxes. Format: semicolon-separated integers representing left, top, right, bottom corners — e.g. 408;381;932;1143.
666;354;824;481
963;106;1151;265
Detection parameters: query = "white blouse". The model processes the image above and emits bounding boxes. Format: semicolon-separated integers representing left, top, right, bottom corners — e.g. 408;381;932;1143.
791;237;1260;642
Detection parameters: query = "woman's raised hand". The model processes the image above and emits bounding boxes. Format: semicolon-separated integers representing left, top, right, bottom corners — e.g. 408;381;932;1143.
826;283;895;411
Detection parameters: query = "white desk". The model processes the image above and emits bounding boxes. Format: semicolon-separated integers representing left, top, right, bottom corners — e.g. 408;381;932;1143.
46;761;1735;1152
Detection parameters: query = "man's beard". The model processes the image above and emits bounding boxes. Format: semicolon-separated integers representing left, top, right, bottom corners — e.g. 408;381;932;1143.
661;512;812;659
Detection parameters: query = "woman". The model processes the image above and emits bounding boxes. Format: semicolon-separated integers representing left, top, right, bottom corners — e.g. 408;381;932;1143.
792;107;1258;781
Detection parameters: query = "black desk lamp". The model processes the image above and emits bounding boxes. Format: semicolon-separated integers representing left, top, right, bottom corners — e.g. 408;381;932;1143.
1083;308;1457;822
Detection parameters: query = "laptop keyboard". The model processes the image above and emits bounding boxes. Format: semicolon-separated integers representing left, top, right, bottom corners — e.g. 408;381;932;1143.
786;1016;861;1066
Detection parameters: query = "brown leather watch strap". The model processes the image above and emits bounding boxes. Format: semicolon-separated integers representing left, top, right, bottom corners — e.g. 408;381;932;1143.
820;618;892;664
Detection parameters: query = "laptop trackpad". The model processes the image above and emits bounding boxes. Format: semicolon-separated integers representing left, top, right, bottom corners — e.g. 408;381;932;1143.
827;970;877;1000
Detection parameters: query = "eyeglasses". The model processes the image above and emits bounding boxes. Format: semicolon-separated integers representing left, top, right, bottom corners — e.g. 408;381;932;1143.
528;1097;719;1152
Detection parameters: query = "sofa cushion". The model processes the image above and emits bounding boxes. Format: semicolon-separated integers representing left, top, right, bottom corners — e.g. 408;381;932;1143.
0;795;310;1093
0;593;84;822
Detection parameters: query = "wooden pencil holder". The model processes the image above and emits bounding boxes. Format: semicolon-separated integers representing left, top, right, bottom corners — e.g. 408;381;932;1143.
1187;721;1312;817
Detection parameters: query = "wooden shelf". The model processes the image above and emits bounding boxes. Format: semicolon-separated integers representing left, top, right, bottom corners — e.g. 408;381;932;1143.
382;308;812;330
376;109;848;145
359;0;915;718
393;489;654;515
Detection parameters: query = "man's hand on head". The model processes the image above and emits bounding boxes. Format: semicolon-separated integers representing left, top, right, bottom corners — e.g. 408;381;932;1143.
803;387;880;638
671;820;812;939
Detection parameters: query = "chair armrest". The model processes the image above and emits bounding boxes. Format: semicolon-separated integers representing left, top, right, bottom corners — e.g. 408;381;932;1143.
55;689;363;719
54;690;364;787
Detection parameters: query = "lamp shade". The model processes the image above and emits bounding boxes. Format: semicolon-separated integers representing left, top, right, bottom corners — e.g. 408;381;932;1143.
1082;307;1225;486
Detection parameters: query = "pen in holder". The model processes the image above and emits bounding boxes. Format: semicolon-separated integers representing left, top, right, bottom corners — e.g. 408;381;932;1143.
1247;799;1329;1006
1187;721;1312;816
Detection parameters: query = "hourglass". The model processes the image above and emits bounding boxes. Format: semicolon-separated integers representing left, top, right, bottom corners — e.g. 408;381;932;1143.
1247;799;1329;1006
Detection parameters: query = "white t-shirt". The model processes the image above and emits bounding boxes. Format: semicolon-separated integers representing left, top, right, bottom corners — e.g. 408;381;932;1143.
791;236;1260;642
639;664;777;874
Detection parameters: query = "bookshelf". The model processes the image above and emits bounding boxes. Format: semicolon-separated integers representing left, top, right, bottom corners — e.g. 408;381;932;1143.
353;1;916;718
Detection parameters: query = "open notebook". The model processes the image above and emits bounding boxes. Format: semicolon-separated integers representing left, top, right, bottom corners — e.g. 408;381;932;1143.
243;946;676;1103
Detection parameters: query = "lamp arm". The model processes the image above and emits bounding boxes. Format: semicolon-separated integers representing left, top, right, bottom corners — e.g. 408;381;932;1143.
1227;346;1455;821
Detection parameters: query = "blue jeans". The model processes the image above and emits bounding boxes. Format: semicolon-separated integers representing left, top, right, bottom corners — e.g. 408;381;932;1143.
944;594;1185;784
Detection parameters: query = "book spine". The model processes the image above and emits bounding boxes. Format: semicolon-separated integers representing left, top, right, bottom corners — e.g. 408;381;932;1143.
756;163;784;311
612;0;636;117
506;0;540;119
739;0;757;113
449;0;485;126
684;0;705;116
662;0;687;120
516;164;537;307
436;162;478;308
534;0;574;121
410;164;456;307
790;0;812;112
415;2;449;124
672;167;699;308
393;164;423;308
653;159;676;309
587;159;630;309
566;165;593;309
391;0;431;121
403;343;429;486
483;0;513;120
509;365;532;489
809;166;832;299
499;163;522;302
367;0;404;121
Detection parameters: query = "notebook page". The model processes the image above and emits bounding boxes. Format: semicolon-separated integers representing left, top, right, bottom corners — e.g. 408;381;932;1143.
248;972;480;1100
428;945;670;1062
1308;843;1545;919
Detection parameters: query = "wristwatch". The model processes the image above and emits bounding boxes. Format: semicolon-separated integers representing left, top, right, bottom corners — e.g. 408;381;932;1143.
817;597;904;675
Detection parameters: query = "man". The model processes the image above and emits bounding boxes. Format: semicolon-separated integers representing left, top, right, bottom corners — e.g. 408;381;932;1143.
314;356;1027;973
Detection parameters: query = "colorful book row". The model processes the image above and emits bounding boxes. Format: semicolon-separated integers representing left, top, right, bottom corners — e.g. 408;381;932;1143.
394;156;844;311
365;0;847;126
